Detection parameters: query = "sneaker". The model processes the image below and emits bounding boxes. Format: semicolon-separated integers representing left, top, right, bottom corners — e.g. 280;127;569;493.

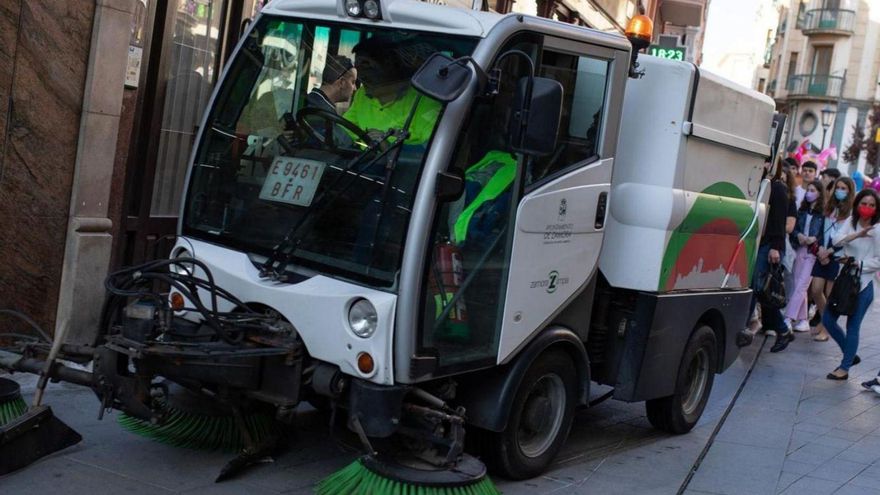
871;385;880;397
770;331;795;353
793;320;811;332
860;378;879;390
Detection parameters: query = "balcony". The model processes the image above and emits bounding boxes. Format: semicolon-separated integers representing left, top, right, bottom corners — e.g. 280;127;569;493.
659;0;706;27
801;8;855;35
786;73;844;100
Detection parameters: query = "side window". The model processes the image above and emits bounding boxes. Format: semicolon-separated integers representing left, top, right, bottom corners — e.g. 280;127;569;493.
528;50;609;185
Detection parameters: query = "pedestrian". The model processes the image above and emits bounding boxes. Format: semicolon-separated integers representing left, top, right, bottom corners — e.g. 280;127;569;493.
779;167;799;333
795;161;819;208
811;177;855;342
784;180;825;333
819;167;842;193
750;158;793;352
823;188;880;380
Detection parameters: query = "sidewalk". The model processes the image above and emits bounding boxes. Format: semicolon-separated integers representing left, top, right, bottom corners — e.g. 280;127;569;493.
4;306;880;494
684;303;880;495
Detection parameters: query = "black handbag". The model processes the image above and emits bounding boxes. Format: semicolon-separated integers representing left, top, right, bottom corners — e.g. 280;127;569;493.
757;263;787;309
828;260;862;316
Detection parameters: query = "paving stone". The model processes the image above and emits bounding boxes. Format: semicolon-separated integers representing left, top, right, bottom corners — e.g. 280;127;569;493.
778;475;843;494
688;441;784;495
775;471;801;493
849;471;880;490
782;459;815;476
807;458;868;482
823;428;866;442
787;441;849;465
834;484;880;495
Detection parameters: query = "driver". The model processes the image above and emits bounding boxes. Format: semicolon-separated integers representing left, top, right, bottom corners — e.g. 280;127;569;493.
343;36;441;145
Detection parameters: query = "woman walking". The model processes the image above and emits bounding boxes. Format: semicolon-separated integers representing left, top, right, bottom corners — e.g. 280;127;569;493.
811;177;855;341
824;188;880;380
753;159;795;353
784;180;825;332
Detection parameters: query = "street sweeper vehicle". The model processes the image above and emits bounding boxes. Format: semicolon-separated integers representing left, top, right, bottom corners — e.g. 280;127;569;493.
0;0;783;491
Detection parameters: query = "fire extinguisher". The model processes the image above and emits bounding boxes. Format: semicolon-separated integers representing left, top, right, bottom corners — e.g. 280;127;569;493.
429;240;470;342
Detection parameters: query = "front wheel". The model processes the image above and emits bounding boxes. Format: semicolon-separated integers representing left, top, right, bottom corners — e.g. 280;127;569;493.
484;349;577;480
646;325;717;434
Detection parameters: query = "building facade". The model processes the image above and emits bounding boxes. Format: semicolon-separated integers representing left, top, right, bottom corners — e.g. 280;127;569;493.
0;0;264;340
764;0;880;174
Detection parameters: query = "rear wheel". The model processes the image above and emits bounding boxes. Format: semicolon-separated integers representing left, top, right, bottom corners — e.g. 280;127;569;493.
646;325;717;434
485;350;577;480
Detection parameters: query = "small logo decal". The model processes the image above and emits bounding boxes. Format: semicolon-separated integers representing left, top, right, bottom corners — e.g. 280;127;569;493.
558;198;567;222
547;270;559;293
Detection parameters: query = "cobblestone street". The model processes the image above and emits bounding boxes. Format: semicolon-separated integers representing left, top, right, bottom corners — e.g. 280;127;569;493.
5;303;880;494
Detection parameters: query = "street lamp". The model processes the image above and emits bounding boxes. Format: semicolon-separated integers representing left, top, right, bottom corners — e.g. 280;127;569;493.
821;105;836;149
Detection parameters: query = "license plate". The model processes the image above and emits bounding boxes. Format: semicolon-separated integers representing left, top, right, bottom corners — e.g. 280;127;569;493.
259;157;326;207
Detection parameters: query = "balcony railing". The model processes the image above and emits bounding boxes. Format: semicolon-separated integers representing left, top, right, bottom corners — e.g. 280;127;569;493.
786;73;844;98
801;8;855;34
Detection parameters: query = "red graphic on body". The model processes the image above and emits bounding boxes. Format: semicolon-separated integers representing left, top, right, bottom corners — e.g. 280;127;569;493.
664;219;748;291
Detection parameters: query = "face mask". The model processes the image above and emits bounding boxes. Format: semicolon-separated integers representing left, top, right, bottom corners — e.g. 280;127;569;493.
834;190;848;201
858;205;876;219
805;191;819;203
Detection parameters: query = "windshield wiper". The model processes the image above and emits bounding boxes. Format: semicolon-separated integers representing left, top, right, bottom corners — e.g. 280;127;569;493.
259;127;409;282
363;96;422;272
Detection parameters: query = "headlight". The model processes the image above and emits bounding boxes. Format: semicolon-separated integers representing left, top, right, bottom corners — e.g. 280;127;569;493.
345;0;361;17
348;299;377;338
363;0;380;19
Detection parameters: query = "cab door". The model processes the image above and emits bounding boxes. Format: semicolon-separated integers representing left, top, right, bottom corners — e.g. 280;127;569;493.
415;34;628;374
496;38;629;363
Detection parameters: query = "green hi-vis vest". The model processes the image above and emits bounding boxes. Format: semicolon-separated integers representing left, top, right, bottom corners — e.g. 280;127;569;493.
452;151;518;244
342;87;441;145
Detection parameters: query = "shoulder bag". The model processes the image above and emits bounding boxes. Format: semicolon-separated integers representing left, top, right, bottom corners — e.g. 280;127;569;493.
828;260;862;316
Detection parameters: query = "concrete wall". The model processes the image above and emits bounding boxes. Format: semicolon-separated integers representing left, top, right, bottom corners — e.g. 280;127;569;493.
0;0;134;340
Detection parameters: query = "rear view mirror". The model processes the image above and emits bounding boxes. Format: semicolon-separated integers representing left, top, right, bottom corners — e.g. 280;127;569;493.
412;53;482;102
508;77;563;157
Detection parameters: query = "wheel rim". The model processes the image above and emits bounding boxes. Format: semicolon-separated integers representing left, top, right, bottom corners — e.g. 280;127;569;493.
517;374;566;458
682;347;709;416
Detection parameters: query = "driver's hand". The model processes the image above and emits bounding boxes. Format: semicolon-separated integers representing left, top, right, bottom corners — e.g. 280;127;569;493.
366;129;389;151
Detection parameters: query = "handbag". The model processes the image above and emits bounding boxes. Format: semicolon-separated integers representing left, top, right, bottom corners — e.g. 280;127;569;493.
757;263;787;309
828;260;862;316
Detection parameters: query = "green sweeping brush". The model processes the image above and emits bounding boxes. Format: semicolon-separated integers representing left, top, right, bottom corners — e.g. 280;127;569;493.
0;377;27;427
117;385;281;452
316;453;500;495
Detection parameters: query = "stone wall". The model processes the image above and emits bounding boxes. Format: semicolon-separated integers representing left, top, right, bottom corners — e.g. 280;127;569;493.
0;0;95;335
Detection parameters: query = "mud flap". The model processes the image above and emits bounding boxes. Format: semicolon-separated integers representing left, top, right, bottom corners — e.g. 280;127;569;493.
0;405;82;475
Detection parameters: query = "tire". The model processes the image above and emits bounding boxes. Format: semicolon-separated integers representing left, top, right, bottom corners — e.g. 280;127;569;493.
646;325;717;434
485;349;577;480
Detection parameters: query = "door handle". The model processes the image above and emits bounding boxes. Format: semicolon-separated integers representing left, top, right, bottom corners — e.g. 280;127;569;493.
595;192;608;230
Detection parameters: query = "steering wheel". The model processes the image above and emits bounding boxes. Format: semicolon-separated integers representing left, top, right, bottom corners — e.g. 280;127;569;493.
295;107;374;151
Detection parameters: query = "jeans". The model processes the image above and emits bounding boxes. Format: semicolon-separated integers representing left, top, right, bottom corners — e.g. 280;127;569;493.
823;281;874;371
750;244;787;333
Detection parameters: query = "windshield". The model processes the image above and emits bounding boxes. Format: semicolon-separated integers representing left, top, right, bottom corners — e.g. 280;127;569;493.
182;16;477;289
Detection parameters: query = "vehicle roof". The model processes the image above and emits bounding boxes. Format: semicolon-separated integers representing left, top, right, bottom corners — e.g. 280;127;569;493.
263;0;630;49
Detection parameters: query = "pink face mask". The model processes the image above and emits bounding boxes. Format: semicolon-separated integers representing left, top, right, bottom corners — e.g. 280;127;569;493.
805;191;819;203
